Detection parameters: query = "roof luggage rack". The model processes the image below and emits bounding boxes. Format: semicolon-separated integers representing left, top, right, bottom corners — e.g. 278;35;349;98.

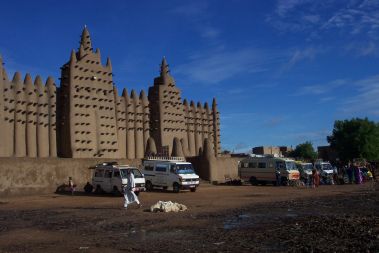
144;156;186;162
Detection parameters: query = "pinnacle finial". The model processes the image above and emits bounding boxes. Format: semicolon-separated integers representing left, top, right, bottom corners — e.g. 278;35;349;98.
106;57;112;69
212;97;217;107
12;72;22;84
160;56;169;77
70;49;77;63
80;26;92;52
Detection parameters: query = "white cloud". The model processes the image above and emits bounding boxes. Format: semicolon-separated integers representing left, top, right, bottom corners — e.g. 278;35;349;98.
268;0;379;41
345;41;379;56
275;0;311;17
294;79;347;96
341;74;379;116
175;47;285;84
170;2;221;41
282;46;324;71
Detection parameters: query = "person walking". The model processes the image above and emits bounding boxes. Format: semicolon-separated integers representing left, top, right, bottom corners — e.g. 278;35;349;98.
68;177;76;195
123;170;141;209
312;168;319;188
275;167;281;186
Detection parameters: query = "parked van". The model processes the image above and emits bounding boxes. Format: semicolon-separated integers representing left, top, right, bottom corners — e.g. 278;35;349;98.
296;161;313;185
238;155;300;185
141;157;200;193
314;160;334;184
91;162;146;195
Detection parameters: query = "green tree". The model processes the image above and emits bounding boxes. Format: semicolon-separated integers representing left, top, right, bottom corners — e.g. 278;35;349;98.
327;118;379;162
290;141;317;161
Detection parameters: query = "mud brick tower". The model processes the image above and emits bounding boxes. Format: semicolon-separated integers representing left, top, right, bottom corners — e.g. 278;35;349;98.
58;27;120;158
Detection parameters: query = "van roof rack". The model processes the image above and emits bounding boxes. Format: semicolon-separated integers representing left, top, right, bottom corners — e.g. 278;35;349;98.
98;161;118;166
144;156;186;162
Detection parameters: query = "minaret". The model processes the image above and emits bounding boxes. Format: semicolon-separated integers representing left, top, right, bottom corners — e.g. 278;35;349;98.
140;90;150;155
0;55;5;156
13;72;26;157
80;26;92;52
2;60;14;157
59;26;119;158
115;87;126;158
25;74;37;157
36;76;49;157
148;57;187;155
46;77;57;157
212;98;221;157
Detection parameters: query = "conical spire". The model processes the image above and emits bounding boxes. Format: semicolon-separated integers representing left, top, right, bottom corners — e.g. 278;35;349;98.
130;89;137;99
70;49;77;64
139;90;148;102
12;72;22;84
24;73;33;86
80;26;92;51
212;98;217;109
46;76;55;88
160;56;170;77
34;75;44;92
0;54;3;82
106;57;112;69
204;102;209;111
122;88;129;98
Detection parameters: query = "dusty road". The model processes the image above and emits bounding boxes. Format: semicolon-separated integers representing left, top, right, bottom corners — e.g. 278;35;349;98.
0;183;378;252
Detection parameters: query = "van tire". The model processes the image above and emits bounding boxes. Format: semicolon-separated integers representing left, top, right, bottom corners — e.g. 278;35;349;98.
146;181;153;192
173;183;180;193
190;187;196;192
281;177;288;186
112;186;121;196
95;185;102;194
250;177;258;186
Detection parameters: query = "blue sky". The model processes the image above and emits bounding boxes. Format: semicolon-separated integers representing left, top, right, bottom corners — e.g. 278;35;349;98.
1;0;378;153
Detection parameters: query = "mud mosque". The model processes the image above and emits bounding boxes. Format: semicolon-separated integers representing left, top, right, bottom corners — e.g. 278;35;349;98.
0;27;221;159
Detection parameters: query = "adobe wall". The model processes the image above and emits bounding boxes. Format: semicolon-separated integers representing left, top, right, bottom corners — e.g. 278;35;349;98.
188;156;243;183
0;158;141;197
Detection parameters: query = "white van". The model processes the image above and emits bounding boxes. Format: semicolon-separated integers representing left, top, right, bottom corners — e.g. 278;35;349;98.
91;162;146;195
238;155;300;185
314;160;334;184
141;157;200;193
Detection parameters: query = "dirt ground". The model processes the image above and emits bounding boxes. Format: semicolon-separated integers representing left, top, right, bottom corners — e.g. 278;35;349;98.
0;182;378;253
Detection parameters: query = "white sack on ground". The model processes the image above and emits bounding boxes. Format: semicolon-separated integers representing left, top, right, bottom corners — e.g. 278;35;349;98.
150;201;188;213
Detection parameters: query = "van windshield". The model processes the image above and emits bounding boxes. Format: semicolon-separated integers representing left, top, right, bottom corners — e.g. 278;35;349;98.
322;163;333;170
285;161;297;170
173;164;195;174
120;168;140;179
302;164;313;170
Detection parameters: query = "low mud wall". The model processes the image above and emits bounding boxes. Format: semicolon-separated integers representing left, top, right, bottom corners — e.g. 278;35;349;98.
188;156;243;183
0;158;141;197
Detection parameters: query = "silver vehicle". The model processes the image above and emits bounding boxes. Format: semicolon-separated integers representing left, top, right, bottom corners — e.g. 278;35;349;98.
91;162;146;195
296;162;313;185
238;155;300;186
314;161;334;184
142;157;200;193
